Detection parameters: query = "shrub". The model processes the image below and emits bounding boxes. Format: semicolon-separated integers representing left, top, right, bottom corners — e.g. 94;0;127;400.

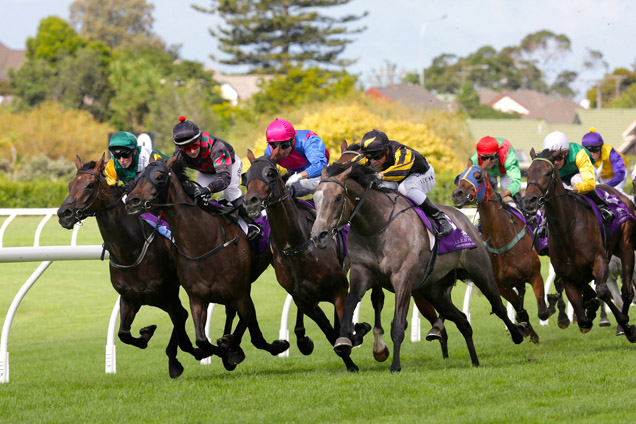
0;177;68;207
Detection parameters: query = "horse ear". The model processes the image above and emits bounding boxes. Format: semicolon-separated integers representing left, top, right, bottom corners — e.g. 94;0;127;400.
95;153;106;173
75;155;82;170
149;154;155;163
247;149;255;163
453;174;460;186
340;140;348;153
270;146;280;162
530;147;536;159
321;165;328;179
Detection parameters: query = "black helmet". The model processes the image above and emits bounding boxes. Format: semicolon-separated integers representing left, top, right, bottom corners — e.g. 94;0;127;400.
361;129;389;153
173;116;201;146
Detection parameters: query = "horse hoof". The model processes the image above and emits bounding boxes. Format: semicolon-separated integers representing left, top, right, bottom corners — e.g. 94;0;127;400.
599;317;611;327
354;322;372;337
297;337;314;356
347;364;359;373
140;325;157;338
558;319;570;329
216;334;235;349
334;337;353;357
222;357;237;371
192;348;208;361
168;358;184;379
271;339;290;355
616;325;625;336
227;347;246;366
426;328;442;342
373;346;390;362
579;326;592;334
390;365;401;373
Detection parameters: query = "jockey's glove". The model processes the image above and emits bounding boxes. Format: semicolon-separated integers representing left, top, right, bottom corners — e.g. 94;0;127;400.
286;173;303;187
193;186;211;199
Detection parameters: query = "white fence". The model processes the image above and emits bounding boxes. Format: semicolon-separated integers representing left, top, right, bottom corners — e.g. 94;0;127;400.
1;207;560;384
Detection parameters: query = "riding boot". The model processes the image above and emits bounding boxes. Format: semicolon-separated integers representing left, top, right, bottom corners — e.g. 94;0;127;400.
419;198;453;238
232;198;262;240
586;190;614;222
512;192;527;216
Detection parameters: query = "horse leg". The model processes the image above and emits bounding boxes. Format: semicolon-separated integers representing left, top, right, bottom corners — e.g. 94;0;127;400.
216;307;247;370
117;299;156;348
511;285;540;344
235;294;290;355
562;281;592;333
554;278;570;328
422;278;479;367
467;265;524;344
334;266;372;357
529;264;554;321
413;293;448;359
294;310;314;356
189;297;226;358
370;287;389;362
596;254;636;341
389;285;412;373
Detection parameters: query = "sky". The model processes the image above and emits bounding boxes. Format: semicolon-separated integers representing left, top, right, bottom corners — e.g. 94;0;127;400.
1;0;635;100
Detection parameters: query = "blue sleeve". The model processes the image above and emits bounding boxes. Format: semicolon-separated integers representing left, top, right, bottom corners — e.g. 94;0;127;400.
301;135;329;178
264;145;272;157
607;148;626;186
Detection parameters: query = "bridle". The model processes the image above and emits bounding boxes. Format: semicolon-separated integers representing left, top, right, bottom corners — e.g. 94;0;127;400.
244;157;292;210
526;157;558;207
70;169;123;222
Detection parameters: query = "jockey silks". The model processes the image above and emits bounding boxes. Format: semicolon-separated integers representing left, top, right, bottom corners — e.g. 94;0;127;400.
264;130;330;178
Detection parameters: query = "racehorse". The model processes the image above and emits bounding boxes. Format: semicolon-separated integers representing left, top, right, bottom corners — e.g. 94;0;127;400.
523;148;636;341
337;142;449;361
311;160;524;372
452;165;558;343
243;148;369;371
57;154;204;378
125;155;290;363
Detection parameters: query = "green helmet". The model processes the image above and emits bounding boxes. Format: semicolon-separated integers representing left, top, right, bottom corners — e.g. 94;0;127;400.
109;131;137;152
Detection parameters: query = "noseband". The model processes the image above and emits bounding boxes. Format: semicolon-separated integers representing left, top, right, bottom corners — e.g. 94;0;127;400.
526;157;557;207
71;170;122;222
245;157;291;208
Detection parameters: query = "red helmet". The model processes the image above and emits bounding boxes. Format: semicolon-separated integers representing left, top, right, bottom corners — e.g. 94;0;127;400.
476;136;499;156
266;119;296;143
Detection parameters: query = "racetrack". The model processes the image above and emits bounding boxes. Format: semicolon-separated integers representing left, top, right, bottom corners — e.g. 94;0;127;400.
1;216;634;423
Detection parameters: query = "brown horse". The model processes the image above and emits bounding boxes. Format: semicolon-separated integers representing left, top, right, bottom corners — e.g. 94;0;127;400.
311;161;524;372
523;148;636;340
125;155;289;363
337;142;449;361
452;165;558;343
57;155;204;378
243;148;369;371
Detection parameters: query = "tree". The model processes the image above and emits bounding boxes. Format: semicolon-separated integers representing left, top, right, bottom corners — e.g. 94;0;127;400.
9;59;56;108
193;0;367;73
248;67;357;114
69;0;165;51
26;17;85;65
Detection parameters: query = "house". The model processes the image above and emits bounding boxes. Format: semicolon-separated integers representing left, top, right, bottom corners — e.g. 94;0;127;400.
0;42;26;105
478;89;582;124
208;70;273;105
365;84;447;110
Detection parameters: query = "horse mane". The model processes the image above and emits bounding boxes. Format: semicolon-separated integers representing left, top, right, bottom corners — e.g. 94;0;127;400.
536;148;556;160
81;161;97;171
346;143;361;151
325;161;383;190
167;153;198;198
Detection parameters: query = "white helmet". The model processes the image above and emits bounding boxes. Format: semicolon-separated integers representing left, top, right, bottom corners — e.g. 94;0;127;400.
543;131;569;151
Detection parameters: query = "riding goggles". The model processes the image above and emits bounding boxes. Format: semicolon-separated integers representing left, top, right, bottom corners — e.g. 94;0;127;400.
111;149;134;159
479;153;498;161
553;153;567;161
586;145;602;153
364;151;385;161
181;140;201;153
269;139;293;150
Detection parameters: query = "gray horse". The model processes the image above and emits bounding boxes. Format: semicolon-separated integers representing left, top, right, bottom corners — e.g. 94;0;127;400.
310;162;524;372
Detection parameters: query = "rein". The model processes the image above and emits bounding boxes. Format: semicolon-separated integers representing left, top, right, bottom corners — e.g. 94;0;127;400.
73;170;123;221
106;217;158;270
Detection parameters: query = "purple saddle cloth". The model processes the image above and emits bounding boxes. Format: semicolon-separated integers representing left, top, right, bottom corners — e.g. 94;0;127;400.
402;197;476;254
141;212;171;239
507;206;548;254
583;188;635;239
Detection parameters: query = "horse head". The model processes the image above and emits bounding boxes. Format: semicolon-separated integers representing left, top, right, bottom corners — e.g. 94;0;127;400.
523;147;564;215
243;148;287;218
57;153;111;229
451;165;491;208
311;162;357;249
125;155;173;215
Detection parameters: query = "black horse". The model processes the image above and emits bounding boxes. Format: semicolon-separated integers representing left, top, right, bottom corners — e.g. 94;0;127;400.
57;155;205;378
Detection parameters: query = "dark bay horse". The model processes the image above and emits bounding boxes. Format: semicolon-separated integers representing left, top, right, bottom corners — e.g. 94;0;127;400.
338;142;449;361
57;155;204;378
523;148;636;341
311;161;524;372
452;165;558;343
243;148;368;371
125;155;289;362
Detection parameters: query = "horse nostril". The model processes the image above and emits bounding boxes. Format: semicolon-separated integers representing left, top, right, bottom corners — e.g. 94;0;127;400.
319;231;329;241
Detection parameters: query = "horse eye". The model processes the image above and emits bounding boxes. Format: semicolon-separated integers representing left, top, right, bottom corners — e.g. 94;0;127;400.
156;173;166;182
266;170;277;180
335;194;342;202
87;182;94;189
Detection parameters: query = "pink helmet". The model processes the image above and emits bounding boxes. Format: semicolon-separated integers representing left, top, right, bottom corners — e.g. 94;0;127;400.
266;119;296;143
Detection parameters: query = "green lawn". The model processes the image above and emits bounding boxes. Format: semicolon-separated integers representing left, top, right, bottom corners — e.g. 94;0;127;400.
1;216;635;423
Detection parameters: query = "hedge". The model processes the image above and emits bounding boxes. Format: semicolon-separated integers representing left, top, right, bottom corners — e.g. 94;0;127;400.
0;178;68;208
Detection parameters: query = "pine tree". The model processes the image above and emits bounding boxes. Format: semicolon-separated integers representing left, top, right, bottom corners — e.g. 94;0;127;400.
193;0;367;73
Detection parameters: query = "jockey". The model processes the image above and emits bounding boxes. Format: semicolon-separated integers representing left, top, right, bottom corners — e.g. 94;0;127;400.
105;131;167;186
543;130;614;222
582;127;628;194
264;118;330;197
172;116;260;239
468;136;525;212
358;129;453;238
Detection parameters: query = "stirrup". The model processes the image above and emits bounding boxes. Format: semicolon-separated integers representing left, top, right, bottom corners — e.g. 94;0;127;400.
600;208;614;222
247;224;262;240
435;219;453;238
